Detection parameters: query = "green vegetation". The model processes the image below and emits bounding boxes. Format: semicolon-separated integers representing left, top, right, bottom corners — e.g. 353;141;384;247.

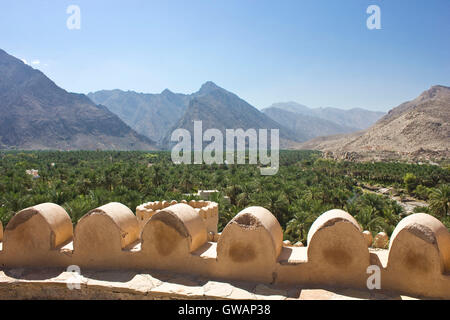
429;185;449;217
404;173;419;193
0;150;448;244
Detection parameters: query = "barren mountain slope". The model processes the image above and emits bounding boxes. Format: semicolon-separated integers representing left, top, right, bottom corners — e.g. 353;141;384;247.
297;85;450;160
0;49;157;150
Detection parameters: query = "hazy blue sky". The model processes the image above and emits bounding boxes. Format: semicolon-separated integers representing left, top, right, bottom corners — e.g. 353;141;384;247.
1;0;449;111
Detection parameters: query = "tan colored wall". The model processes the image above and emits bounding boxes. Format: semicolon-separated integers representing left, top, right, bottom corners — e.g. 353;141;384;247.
0;202;449;299
136;200;218;238
216;206;283;282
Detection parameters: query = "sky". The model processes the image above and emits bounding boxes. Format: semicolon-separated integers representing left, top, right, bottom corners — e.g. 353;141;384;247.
0;0;449;111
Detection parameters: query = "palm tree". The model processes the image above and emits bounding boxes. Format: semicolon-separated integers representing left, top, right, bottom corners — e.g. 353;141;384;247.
286;210;319;244
354;206;385;233
429;185;449;217
63;195;97;224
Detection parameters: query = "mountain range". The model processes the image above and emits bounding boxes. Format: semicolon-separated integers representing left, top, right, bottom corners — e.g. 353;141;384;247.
0;49;156;150
88;89;191;143
298;85;450;160
89;83;384;148
159;82;298;149
263;102;385;131
90;82;301;148
263;107;360;141
1;47;447;160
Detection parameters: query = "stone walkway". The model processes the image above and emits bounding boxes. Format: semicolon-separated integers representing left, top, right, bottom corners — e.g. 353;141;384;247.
0;268;417;300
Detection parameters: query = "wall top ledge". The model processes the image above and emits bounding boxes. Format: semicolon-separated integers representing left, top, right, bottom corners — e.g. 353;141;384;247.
0;268;421;300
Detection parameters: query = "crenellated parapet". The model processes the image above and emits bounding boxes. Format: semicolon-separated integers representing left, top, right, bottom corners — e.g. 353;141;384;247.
0;202;449;299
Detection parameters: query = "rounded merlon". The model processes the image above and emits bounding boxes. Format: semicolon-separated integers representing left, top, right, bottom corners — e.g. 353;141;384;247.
218;206;283;263
306;209;370;279
363;230;373;247
388;213;450;273
373;232;389;249
141;203;207;254
74;202;139;257
4;203;73;250
307;209;362;246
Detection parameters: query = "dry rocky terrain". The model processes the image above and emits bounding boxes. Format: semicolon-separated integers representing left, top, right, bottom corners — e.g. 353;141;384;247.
298;85;450;162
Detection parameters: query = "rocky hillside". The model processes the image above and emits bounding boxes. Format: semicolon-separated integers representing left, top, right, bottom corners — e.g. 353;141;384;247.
298;85;450;161
92;83;384;148
263;107;358;141
0;49;157;151
161;82;299;149
88;89;191;143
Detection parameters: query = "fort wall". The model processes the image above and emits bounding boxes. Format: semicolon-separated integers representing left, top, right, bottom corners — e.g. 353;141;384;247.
0;201;449;299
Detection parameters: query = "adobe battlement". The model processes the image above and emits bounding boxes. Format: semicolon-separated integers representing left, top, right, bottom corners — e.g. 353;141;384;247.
0;202;448;299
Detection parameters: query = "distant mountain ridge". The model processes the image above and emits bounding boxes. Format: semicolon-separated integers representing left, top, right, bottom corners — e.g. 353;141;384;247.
262;107;360;141
3;46;444;156
89;82;300;146
88;89;191;143
264;102;385;131
0;49;157;150
298;85;450;160
90;83;385;148
160;82;299;149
